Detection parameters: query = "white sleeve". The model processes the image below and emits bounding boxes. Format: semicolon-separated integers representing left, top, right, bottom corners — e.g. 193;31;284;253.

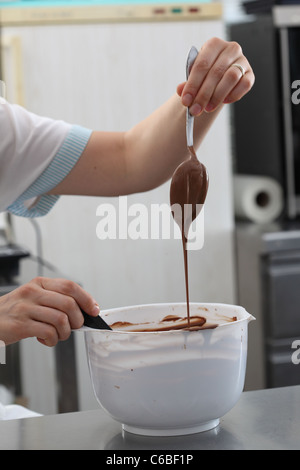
0;101;92;217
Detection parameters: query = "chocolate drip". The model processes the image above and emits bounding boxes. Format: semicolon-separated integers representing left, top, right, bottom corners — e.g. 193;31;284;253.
170;146;208;328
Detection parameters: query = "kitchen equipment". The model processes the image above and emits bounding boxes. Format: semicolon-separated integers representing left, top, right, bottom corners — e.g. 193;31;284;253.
81;309;112;330
185;45;198;148
84;302;254;436
233;174;283;224
230;7;300;219
0;1;222;25
170;45;209;236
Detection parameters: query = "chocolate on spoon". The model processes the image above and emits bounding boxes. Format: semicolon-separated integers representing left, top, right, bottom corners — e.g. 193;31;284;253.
170;146;208;236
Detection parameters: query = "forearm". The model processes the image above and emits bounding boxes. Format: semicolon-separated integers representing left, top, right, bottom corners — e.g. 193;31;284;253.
49;93;221;198
123;93;222;193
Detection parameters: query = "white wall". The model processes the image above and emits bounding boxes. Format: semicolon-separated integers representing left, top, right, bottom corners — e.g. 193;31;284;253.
2;18;236;412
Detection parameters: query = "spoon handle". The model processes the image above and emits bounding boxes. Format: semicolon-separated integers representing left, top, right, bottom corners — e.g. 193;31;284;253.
186;109;194;148
186;46;198;148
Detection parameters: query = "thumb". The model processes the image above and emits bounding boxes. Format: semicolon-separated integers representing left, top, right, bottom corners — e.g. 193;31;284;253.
176;82;186;97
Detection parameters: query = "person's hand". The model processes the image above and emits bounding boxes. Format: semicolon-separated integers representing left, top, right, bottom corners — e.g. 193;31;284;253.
0;277;100;347
177;37;255;116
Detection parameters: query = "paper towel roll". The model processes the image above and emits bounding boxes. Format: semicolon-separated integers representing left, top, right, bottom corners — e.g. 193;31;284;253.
233;175;283;223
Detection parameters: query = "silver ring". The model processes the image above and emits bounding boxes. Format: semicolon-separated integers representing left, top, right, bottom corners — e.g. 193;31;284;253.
231;63;246;78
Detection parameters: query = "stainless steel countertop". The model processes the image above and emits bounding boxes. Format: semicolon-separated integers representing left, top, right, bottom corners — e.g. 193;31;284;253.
0;385;300;450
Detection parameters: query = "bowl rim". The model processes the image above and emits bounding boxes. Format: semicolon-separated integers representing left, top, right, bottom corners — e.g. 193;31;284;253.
92;302;255;335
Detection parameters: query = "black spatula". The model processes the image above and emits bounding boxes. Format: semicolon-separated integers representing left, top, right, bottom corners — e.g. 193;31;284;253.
81;309;112;330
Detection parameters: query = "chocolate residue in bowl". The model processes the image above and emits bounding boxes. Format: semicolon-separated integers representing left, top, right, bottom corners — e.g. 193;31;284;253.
109;321;134;329
110;314;221;332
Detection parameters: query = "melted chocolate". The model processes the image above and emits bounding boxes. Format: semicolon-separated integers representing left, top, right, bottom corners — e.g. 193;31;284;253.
170;145;209;328
110;147;212;333
110;314;219;332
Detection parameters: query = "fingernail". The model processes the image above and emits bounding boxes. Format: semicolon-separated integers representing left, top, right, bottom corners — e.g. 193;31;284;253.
182;93;193;107
92;303;100;316
189;103;202;116
205;102;215;113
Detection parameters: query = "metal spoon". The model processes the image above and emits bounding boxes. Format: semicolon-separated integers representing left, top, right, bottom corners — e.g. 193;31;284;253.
170;45;209;235
81;309;112;330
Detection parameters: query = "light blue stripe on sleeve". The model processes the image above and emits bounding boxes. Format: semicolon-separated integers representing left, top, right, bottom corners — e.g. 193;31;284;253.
7;124;92;218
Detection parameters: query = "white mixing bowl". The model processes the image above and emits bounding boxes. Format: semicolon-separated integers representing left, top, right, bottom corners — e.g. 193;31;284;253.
84;302;254;436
